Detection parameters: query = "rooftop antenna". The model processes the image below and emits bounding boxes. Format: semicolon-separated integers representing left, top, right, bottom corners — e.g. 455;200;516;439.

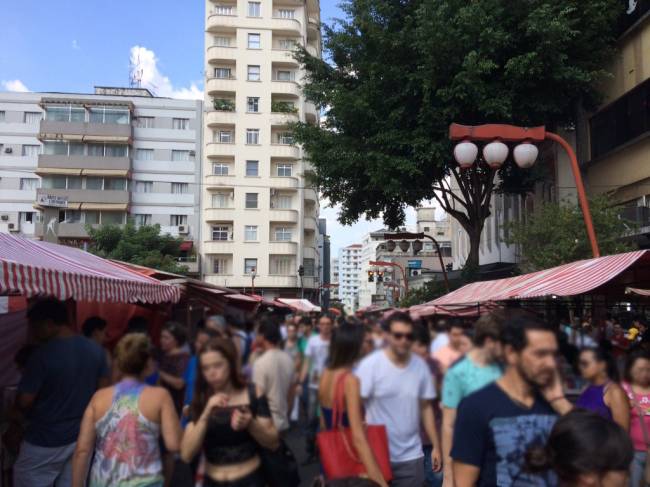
129;53;143;88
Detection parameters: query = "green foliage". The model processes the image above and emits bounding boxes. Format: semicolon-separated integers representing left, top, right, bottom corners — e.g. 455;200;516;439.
213;98;235;111
86;222;189;274
505;197;635;272
399;278;464;307
292;0;621;229
271;101;298;113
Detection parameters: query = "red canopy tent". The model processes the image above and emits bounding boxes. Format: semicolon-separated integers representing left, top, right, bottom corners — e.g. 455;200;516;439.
412;250;650;313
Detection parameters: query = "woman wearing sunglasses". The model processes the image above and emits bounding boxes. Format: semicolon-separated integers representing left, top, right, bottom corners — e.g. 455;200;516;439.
576;347;630;431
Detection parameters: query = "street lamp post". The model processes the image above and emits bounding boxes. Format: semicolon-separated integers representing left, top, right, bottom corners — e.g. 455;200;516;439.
370;260;408;297
250;269;257;295
450;123;600;258
383;232;450;292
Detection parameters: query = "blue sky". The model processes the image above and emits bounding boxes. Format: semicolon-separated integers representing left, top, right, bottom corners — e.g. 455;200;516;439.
0;0;416;253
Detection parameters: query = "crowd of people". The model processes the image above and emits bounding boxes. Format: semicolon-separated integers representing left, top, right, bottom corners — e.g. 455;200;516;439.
4;297;650;487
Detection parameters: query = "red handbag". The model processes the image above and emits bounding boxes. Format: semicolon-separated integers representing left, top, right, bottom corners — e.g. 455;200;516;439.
316;372;393;481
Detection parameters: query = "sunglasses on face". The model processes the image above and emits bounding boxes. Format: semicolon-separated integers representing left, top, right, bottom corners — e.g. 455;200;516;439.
391;332;414;342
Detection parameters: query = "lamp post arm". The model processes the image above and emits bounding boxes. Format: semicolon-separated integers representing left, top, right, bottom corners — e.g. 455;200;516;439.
421;235;450;292
545;132;600;258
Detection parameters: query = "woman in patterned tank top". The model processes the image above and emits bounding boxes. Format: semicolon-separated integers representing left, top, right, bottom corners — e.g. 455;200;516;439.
71;334;182;487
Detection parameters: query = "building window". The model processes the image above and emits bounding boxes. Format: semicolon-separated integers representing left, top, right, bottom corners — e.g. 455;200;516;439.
214;36;231;47
213;163;229;176
133;214;152;226
278;132;293;144
102;212;126;225
218;131;233;143
423;226;430;232
246;129;260;145
271;256;293;275
87;143;128;157
248;33;261;49
303;258;315;276
246;160;259;176
215;67;232;79
213;257;228;274
277;164;292;177
278;39;295;49
275;70;295;81
214;4;234;15
275;195;292;209
247;65;261;81
245;193;258;209
89;107;130;124
45;105;85;122
245;225;258;241
19;178;39;190
104;178;126;191
212;192;231;208
172;118;190;130
274;227;292;241
278;9;295;18
85;177;103;190
22;145;40;157
172;150;191;162
135;181;153;193
171;182;189;194
136;148;154;160
0;111;5;122
244;258;258;274
248;2;261;17
19;212;35;224
24;112;42;124
171;215;188;226
135;116;154;128
212;226;230;241
247;97;260;113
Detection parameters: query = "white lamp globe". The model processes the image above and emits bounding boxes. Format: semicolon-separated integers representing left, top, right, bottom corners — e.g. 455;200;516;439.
482;140;509;169
513;143;539;169
453;141;478;169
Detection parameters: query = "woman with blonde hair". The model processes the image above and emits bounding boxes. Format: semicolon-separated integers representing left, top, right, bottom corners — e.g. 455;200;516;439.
71;333;182;487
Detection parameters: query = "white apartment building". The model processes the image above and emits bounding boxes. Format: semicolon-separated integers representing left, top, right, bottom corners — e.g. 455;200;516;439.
201;0;322;297
0;88;202;273
338;244;362;312
330;256;340;301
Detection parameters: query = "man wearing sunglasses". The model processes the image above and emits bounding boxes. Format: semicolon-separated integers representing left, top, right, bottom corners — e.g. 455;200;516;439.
356;312;442;487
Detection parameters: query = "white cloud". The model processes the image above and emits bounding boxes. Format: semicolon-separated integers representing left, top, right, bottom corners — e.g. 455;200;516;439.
130;46;203;100
1;79;30;92
72;40;81;50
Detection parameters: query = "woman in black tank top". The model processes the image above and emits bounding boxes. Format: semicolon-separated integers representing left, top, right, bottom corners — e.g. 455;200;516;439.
180;338;279;486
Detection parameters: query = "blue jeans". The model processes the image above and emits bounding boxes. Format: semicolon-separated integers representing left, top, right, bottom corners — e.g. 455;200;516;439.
422;445;443;487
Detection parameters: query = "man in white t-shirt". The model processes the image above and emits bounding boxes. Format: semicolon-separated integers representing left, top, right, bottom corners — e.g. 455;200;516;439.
429;319;450;355
299;312;333;460
356;312;442;487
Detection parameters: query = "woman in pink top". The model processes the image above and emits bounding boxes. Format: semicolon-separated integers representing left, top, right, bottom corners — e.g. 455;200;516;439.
622;349;650;487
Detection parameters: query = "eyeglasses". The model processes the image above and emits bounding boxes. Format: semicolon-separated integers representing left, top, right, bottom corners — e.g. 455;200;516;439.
391;332;414;342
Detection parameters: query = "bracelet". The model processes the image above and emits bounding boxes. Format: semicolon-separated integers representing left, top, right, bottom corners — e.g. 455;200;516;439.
549;396;566;403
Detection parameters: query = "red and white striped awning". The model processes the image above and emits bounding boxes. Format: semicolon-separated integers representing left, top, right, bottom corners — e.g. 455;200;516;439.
276;298;321;313
0;234;180;304
425;250;650;307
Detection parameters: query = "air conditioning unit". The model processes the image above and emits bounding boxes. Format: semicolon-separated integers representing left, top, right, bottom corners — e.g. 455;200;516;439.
0;215;8;221
4;148;12;154
8;223;18;232
178;225;189;234
189;150;196;157
411;269;422;277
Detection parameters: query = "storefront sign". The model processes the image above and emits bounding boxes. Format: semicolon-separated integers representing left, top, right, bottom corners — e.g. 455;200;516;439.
37;194;68;208
407;259;422;269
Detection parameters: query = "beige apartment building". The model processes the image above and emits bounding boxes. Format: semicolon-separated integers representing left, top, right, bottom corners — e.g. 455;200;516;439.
201;0;322;297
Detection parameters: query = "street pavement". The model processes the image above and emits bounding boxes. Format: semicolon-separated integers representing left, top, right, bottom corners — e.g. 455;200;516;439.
285;423;321;487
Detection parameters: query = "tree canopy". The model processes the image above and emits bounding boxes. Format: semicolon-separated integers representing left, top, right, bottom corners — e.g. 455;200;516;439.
86;222;189;274
293;0;621;268
505;197;634;272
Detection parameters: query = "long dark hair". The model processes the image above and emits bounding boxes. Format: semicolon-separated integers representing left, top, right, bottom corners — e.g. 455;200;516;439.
580;347;619;382
191;337;246;421
327;323;364;369
624;347;650;383
526;409;633;482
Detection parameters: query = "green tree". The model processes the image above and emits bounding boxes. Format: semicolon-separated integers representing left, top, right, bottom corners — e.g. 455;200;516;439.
505;197;634;272
292;0;621;269
398;279;450;307
87;222;189;274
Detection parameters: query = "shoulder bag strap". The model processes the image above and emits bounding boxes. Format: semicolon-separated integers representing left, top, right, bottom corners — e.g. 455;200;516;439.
631;385;650;449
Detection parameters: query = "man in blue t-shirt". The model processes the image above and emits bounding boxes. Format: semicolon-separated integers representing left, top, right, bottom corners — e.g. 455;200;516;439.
13;298;109;487
451;312;573;487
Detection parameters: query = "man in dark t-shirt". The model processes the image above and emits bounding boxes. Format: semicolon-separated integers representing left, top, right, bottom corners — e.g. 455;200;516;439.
13;298;109;487
451;311;573;487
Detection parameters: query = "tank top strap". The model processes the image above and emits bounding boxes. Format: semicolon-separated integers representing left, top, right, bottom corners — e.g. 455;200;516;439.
113;379;145;409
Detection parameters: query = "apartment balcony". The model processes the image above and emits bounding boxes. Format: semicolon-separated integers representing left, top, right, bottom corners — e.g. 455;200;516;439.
307;17;320;40
271;17;302;35
269;209;299;223
204;175;235;189
305;102;318;124
36;188;130;208
269;241;298;254
271;80;301;97
304;187;318;203
304;216;318;232
621;206;650;234
204;208;235;222
206;77;237;96
207;45;238;63
263;275;299;287
271;49;299;64
177;257;199;275
270;176;299;189
203;240;235;254
131;193;194;206
207;13;239;31
270;112;299;126
39;120;132;143
206;142;237;158
36;155;131;177
304;246;318;260
306;44;319;57
270;144;300;159
206;110;237;127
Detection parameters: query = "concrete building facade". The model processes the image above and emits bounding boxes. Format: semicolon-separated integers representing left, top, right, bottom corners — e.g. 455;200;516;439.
201;0;322;297
338;244;361;312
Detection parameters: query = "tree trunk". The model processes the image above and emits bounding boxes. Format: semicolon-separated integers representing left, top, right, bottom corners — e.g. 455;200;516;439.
465;226;481;271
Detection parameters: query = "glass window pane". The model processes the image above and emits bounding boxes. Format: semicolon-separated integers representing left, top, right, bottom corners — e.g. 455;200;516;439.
86;177;103;190
51;176;67;189
88;144;104;156
105;145;127;157
70;107;86;122
101;212;125;225
244;259;257;273
104;109;129;124
43;141;68;155
89;108;104;123
85;211;100;225
67;176;82;189
246;161;259;176
172;150;190;162
136;149;154;160
245;193;258;209
105;178;126;191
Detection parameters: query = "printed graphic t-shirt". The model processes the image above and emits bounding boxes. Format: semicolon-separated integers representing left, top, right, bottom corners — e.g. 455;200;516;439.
451;383;557;487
